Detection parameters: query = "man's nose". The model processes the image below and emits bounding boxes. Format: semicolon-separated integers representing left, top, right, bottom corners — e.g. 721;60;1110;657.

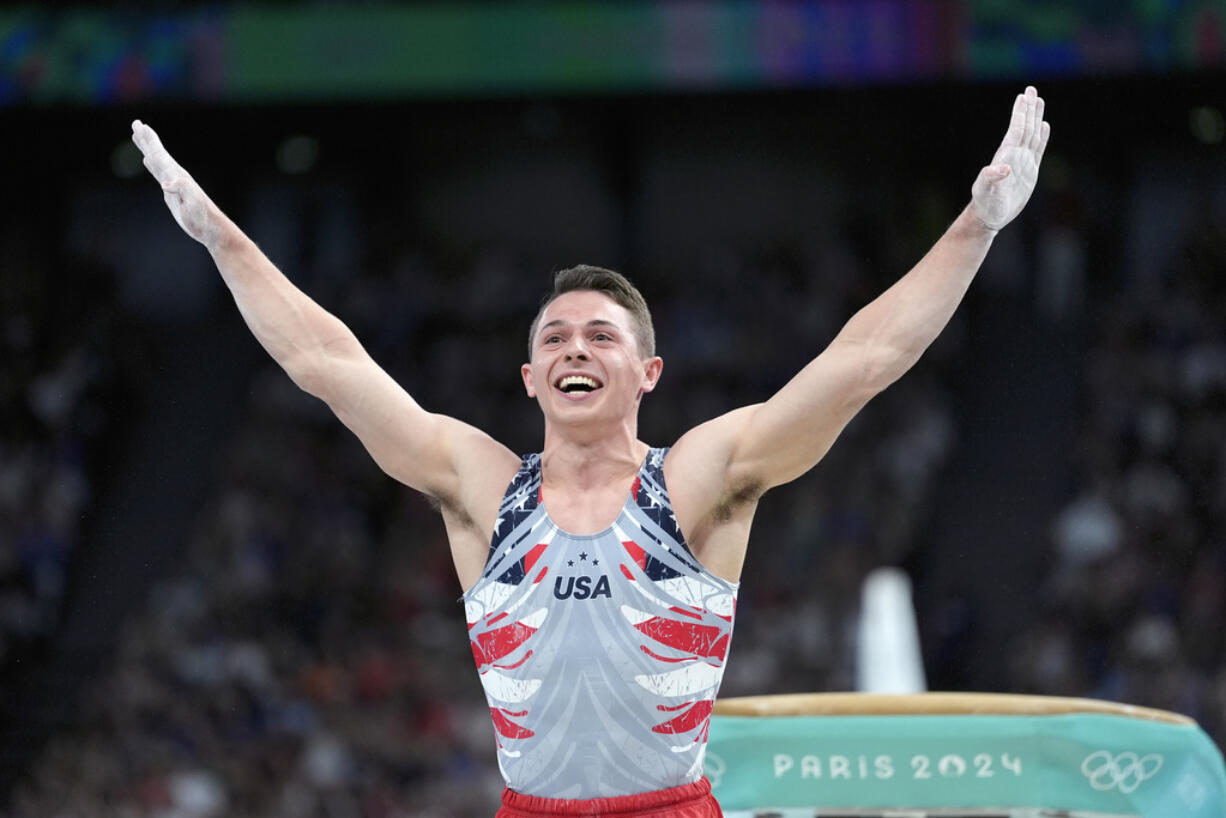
564;336;589;360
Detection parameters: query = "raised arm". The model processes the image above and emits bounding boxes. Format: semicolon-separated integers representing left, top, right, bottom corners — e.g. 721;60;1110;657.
130;121;517;512
667;87;1050;577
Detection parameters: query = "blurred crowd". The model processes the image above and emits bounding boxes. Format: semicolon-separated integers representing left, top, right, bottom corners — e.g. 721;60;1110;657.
0;225;141;684
1009;199;1226;743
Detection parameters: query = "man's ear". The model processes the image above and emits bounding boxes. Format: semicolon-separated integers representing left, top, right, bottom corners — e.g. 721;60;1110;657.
521;362;536;398
640;356;663;395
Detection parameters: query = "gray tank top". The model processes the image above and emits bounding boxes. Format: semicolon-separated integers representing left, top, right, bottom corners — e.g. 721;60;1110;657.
462;447;739;798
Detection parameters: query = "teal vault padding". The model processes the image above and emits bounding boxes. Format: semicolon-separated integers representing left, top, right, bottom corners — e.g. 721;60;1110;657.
706;711;1226;816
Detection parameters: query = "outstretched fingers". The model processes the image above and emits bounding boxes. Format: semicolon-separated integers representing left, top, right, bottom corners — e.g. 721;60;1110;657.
131;120;181;185
1002;91;1029;150
1035;118;1051;163
1020;87;1039;149
130;120;165;162
1000;86;1048;156
1029;93;1045;149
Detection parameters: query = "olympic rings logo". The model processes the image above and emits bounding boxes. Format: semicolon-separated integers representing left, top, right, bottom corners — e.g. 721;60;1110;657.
1080;750;1164;793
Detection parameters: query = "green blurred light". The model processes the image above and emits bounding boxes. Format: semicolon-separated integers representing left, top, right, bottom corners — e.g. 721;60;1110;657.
1189;106;1225;145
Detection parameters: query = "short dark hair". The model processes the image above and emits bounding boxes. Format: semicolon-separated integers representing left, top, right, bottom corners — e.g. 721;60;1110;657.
527;265;656;359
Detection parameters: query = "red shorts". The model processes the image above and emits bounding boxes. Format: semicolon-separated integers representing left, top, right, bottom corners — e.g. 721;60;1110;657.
496;777;722;818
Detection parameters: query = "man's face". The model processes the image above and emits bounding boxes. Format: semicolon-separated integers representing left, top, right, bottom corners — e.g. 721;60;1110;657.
521;290;662;427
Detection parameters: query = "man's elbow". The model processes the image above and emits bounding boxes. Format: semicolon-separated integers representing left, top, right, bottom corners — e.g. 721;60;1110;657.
860;339;922;395
285;331;365;399
282;352;328;398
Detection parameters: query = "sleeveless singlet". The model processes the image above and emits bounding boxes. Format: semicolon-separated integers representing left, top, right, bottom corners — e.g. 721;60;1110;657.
462;447;739;799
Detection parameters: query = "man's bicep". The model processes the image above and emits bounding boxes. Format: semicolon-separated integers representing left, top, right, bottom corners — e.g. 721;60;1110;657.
669;375;866;581
729;338;879;489
321;356;502;499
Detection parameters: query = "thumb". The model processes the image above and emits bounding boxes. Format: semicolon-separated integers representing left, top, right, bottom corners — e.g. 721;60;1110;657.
981;163;1011;181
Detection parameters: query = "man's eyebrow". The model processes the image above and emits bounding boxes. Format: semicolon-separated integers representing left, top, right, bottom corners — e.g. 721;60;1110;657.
538;319;620;334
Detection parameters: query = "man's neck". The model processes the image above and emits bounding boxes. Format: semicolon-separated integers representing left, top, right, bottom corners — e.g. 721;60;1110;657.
539;424;648;491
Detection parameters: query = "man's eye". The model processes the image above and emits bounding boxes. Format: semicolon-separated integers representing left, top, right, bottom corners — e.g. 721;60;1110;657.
594;333;612;341
544;336;561;344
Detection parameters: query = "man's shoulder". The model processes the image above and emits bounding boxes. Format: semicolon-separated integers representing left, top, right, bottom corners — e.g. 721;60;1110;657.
664;404;762;473
663;405;767;521
429;421;521;513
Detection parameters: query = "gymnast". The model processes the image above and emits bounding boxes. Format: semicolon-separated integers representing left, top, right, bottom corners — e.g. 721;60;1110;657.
132;86;1049;817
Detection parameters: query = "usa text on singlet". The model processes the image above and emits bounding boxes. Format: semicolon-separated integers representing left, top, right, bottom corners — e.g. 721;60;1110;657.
462;447;739;798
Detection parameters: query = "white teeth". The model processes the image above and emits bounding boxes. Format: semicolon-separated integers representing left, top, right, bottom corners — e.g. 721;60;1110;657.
558;375;599;391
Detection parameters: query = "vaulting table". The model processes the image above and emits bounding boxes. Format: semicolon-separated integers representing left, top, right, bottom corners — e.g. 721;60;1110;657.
705;693;1226;817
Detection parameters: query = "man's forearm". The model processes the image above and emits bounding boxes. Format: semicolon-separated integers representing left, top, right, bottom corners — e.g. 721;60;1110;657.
836;204;995;391
207;218;361;395
129;119;373;405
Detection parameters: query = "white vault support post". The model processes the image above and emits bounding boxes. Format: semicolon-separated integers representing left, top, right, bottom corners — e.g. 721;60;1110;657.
856;566;927;694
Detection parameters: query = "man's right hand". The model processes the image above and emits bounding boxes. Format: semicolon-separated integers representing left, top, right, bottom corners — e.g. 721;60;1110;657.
131;120;223;250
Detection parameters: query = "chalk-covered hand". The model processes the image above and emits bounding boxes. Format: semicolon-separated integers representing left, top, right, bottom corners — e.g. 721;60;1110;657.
970;86;1051;232
131;120;223;250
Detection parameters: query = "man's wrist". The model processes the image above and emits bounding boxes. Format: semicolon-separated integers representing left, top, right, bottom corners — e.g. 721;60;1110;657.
957;203;1001;242
205;215;241;257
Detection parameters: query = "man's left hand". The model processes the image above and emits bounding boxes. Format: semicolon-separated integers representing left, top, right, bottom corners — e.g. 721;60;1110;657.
970;86;1051;232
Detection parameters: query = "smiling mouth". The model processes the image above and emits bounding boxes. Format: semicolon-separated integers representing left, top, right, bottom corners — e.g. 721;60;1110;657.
555;375;602;394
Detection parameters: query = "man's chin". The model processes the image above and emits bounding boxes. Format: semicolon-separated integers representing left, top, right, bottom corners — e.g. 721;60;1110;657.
543;402;618;427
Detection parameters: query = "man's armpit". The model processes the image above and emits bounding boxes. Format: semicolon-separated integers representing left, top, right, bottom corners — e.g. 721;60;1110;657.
711;477;765;525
